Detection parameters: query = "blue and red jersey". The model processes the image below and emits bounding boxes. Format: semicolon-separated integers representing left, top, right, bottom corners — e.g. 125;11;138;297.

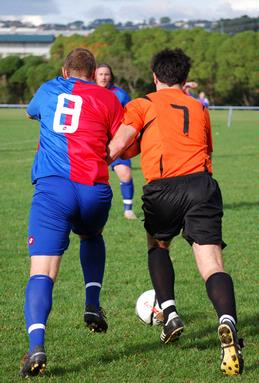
27;77;123;185
109;85;131;107
108;84;132;168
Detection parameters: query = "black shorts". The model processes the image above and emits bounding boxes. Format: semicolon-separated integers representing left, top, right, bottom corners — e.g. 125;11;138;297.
142;172;226;248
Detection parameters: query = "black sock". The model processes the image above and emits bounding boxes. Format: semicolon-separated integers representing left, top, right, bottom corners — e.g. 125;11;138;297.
148;247;176;322
206;272;237;326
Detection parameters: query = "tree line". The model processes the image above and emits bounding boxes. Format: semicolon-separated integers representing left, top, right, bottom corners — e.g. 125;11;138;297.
0;25;258;105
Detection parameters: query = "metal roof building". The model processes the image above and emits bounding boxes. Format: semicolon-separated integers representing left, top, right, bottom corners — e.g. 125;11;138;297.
0;34;55;58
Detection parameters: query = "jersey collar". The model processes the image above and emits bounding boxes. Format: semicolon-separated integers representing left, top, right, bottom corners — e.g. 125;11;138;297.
69;77;95;85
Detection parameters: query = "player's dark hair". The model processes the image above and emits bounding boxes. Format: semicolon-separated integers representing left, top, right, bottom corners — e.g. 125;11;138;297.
151;48;191;86
96;63;115;84
63;48;96;78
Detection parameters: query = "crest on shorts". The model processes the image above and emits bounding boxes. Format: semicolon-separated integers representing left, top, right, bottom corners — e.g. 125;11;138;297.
28;236;35;246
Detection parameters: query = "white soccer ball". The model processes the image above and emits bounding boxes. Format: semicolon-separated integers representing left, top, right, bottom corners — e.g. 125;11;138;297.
135;289;163;326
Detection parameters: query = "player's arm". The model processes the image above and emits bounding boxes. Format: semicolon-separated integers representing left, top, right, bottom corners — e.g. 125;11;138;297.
120;136;140;160
26;85;46;121
26;113;37;120
107;123;138;164
183;81;198;95
204;108;213;157
107;98;145;163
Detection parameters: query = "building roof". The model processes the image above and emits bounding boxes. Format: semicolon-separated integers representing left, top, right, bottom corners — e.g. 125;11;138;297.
0;34;55;43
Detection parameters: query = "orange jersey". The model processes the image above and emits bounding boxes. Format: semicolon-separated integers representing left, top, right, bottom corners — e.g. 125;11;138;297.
123;88;213;183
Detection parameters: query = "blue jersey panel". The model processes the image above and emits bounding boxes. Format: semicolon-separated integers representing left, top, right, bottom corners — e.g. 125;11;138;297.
28;77;77;183
110;85;131;107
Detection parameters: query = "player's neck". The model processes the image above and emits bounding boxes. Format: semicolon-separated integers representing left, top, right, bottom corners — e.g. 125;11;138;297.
156;83;182;91
67;70;94;82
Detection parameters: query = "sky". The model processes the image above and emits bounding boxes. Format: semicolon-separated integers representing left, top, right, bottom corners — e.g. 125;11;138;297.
0;0;257;25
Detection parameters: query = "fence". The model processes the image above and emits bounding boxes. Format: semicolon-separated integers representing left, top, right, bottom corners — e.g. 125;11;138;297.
0;104;258;128
209;106;259;127
0;104;27;108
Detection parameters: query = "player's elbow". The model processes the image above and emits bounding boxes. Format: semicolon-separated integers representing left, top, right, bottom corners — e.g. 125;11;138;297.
121;140;140;159
107;139;127;163
26;113;36;120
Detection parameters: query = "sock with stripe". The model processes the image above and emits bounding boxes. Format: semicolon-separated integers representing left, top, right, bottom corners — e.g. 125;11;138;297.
120;179;134;211
206;272;237;328
80;234;105;309
24;274;54;353
148;247;177;323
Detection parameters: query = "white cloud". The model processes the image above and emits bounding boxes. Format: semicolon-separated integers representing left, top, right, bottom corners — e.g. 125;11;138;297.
0;0;257;24
22;16;44;26
226;0;258;12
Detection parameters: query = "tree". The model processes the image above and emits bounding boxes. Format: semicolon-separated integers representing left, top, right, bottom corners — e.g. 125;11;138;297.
1;28;258;105
160;17;171;25
131;28;169;86
215;31;258;104
0;55;23;78
148;17;157;26
9;56;47;103
50;34;89;62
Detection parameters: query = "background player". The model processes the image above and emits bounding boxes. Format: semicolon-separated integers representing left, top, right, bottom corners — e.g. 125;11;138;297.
95;64;137;220
107;48;244;376
20;48;124;378
198;91;210;107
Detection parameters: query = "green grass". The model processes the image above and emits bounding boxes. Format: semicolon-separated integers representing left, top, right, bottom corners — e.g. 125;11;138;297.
0;109;258;382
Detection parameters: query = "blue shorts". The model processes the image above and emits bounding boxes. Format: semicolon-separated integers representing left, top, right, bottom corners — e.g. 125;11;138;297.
110;158;131;171
28;176;112;256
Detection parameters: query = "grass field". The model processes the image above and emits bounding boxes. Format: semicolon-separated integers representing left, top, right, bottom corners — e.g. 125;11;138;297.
0;109;258;382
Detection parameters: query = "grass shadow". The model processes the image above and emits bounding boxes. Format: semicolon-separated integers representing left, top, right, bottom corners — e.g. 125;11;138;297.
224;201;259;210
49;312;257;377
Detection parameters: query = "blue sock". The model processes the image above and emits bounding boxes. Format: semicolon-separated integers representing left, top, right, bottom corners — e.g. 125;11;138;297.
24;274;54;353
80;234;105;309
120;179;134;211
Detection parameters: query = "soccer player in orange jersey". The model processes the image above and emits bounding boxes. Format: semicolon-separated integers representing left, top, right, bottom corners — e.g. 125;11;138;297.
107;48;244;376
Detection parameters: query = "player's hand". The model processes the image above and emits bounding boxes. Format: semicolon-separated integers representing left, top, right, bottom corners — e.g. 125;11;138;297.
183;81;198;94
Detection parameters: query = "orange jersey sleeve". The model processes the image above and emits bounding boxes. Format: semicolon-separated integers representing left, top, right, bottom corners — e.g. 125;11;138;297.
123;98;151;133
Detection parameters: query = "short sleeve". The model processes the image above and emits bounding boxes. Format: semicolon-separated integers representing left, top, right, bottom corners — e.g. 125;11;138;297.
120;90;131;107
27;84;47;121
122;99;147;133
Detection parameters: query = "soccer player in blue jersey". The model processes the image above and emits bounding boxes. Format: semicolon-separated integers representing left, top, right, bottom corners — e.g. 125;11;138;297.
198;91;209;108
95;64;137;219
20;48;124;378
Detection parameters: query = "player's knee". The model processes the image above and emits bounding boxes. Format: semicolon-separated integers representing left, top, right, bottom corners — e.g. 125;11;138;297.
30;255;61;282
115;165;131;182
148;242;170;251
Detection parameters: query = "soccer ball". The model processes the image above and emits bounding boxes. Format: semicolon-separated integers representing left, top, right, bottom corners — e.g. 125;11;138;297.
135;289;164;326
